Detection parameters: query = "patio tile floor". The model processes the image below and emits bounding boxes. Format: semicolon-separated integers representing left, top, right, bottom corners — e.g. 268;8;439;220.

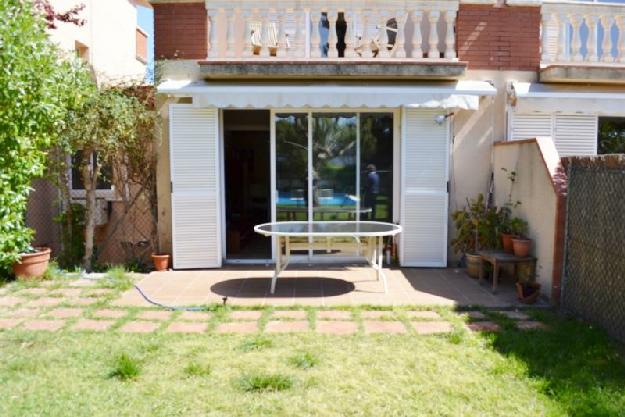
47;308;84;319
412;321;453;334
363;320;407;334
316;320;358;335
113;267;529;308
92;309;127;319
72;319;114;332
265;320;309;333
119;321;160;333
0;318;23;329
271;310;307;320
22;319;65;332
215;321;258;334
316;310;353;320
467;321;501;332
166;322;208;333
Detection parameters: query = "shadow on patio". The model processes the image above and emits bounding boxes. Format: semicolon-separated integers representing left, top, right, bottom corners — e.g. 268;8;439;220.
113;265;539;308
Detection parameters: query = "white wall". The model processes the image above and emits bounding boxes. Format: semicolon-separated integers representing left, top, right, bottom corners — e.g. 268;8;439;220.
47;0;146;83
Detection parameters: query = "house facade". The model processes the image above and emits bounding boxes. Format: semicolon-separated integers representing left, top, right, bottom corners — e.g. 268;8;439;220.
151;0;625;300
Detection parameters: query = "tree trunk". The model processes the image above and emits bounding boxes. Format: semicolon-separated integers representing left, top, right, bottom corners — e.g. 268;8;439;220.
81;149;100;271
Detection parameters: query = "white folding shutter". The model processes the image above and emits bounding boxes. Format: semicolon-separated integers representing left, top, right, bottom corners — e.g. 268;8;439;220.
169;105;221;269
554;114;598;157
509;113;553;140
400;108;449;267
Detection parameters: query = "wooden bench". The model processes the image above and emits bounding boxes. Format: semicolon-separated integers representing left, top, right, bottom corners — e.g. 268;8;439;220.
477;250;537;293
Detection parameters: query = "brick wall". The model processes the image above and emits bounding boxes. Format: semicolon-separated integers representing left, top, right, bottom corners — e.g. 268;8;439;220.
456;5;540;71
154;3;207;60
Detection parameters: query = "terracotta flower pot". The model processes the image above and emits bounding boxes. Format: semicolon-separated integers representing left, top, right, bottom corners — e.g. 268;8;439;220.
512;238;532;257
465;253;482;278
12;247;51;281
501;233;514;253
151;254;170;271
516;282;541;304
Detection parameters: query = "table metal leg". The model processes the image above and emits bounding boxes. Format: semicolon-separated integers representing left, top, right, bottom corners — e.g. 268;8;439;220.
377;236;388;293
271;236;291;294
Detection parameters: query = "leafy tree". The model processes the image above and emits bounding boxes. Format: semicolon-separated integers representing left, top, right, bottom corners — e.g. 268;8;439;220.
598;119;625;154
0;0;86;270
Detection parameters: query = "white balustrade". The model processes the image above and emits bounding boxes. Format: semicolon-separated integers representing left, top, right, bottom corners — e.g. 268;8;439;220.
204;1;459;61
541;3;625;66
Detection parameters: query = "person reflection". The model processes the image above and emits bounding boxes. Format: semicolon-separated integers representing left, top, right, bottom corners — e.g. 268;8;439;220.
364;164;379;220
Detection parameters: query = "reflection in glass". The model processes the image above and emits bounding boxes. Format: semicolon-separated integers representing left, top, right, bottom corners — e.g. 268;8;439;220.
360;113;393;222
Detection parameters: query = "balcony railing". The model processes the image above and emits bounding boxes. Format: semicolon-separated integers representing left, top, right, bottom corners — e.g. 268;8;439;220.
541;2;625;65
204;1;459;61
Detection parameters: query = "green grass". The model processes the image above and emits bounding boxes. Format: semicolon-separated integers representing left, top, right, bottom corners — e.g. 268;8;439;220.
0;309;624;416
99;266;134;291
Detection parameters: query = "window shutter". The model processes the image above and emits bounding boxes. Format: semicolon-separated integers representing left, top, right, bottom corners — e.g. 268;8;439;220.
400;108;449;267
509;113;553;140
169;105;221;269
553;114;598;157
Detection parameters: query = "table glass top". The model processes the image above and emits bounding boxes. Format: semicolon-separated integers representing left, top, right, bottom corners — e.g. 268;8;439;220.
255;221;401;236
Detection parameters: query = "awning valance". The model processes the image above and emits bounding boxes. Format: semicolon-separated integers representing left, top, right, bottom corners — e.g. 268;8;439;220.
157;80;496;110
512;82;625;115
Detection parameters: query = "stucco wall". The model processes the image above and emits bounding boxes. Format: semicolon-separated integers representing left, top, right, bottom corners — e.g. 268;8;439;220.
492;139;559;295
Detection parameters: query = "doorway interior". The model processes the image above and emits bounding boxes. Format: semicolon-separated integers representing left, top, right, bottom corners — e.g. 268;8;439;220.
223;110;271;261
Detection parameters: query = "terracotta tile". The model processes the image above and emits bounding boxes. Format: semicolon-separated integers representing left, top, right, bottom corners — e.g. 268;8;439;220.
166;322;208;333
516;321;548;331
316;310;353;320
497;310;530;320
412;321;453;335
467;321;501;332
24;297;62;308
229;310;263;321
178;311;212;321
47;308;84;319
363;320;407;334
67;279;97;287
405;311;441;320
0;296;25;307
82;288;113;297
119;321;160;333
92;309;127;319
271;310;307;320
215;321;258;334
465;311;487;320
136;310;172;321
23;319;65;332
49;288;83;298
265;320;309;333
17;288;48;297
0;318;23;329
68;298;99;306
5;308;41;318
73;319;114;331
316;320;358;335
361;311;397;320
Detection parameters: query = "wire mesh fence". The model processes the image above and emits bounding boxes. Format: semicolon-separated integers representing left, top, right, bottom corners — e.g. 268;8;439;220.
563;155;625;344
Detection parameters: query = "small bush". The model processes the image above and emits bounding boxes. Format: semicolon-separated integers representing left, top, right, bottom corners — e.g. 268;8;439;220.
236;373;294;392
100;266;133;290
108;353;140;380
288;352;319;369
184;361;211;378
239;336;273;352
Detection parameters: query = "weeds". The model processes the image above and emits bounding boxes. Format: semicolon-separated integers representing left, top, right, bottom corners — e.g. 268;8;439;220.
108;353;140;380
236;373;294;392
288;352;319;369
239;336;273;352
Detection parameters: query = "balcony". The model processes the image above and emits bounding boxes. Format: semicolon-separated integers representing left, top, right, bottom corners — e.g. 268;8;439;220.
540;1;625;84
198;0;465;80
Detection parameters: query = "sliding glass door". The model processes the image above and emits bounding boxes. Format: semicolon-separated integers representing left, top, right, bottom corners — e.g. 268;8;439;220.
274;111;394;260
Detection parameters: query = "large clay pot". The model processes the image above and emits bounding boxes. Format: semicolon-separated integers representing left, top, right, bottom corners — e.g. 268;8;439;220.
512;238;532;257
12;247;51;281
151;254;170;271
501;233;514;253
465;253;482;278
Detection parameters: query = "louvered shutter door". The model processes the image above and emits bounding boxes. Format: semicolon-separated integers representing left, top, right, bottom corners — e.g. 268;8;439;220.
554;114;598;157
509;113;553;140
170;105;222;269
400;108;449;267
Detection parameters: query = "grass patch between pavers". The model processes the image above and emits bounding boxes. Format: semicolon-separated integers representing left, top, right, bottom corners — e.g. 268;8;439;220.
236;373;295;392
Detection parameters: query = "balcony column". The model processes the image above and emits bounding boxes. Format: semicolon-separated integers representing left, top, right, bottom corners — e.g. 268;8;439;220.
310;10;322;58
344;10;355;58
207;9;220;58
293;11;306;58
427;10;440;59
616;16;625;63
328;11;339;58
243;10;254;57
587;14;599;62
361;10;373;58
570;14;583;62
444;9;456;59
601;15;613;63
411;10;423;59
378;10;390;58
226;8;238;58
277;11;287;58
394;10;407;59
556;13;568;62
541;12;552;63
260;10;270;57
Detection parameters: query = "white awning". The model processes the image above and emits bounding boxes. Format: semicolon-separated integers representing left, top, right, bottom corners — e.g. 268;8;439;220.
512;82;625;115
157;80;496;110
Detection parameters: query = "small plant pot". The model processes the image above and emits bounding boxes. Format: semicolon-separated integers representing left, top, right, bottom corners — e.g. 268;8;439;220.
151;254;170;271
501;233;514;254
516;282;541;304
12;247;51;281
465;253;482;278
512;238;532;257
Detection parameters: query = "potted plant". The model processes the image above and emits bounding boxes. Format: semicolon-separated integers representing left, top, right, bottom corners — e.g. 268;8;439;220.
12;246;51;281
510;217;531;257
451;194;499;278
499;168;521;253
151;253;170;271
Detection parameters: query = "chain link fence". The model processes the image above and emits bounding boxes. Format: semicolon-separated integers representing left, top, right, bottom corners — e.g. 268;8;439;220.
562;155;625;343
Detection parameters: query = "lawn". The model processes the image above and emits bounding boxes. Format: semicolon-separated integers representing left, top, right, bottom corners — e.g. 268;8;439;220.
1;274;625;417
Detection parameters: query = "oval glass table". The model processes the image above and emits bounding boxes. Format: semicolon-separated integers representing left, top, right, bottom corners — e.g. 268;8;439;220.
254;221;402;294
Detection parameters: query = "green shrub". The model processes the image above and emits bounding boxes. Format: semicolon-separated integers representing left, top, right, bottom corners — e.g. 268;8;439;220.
238;336;273;352
288;352;319;369
236;373;294;392
184;361;211;378
108;353;140;380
